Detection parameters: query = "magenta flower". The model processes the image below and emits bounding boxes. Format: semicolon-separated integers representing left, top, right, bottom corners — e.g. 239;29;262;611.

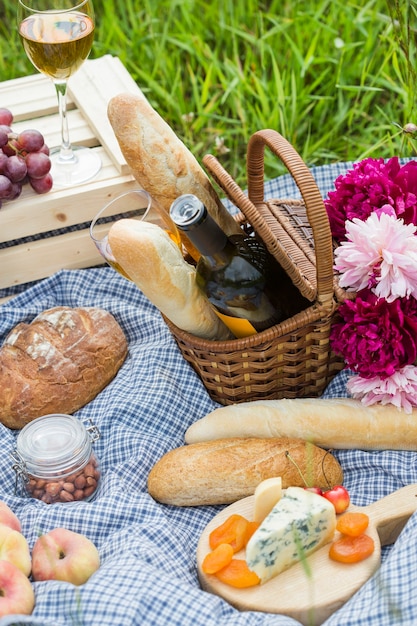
330;290;417;378
325;157;417;242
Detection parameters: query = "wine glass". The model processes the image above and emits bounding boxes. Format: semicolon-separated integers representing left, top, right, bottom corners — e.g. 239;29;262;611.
90;189;182;280
17;0;101;187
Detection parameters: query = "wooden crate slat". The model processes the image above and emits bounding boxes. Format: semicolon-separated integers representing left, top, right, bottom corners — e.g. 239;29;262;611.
12;110;99;152
1;155;137;242
68;55;146;174
0;228;107;290
0;73;63;120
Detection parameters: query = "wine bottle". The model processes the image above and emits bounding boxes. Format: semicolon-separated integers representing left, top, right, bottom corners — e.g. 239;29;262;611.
170;194;307;338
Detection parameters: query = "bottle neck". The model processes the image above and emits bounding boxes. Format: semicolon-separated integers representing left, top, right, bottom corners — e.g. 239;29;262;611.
187;211;229;259
170;194;229;259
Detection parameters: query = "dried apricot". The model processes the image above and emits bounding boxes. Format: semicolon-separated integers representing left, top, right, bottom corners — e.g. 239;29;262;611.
329;533;375;563
209;514;249;553
202;542;234;574
215;558;260;588
336;512;369;537
243;521;260;546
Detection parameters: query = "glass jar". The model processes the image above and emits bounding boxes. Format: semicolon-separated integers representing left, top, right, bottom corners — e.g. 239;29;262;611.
11;414;101;504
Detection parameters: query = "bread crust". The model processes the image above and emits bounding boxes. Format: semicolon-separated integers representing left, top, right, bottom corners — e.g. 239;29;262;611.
184;398;417;451
0;307;128;429
107;93;241;259
147;437;343;506
108;219;231;340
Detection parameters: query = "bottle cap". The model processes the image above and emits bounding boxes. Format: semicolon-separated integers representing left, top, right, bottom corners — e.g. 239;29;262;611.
170;194;205;229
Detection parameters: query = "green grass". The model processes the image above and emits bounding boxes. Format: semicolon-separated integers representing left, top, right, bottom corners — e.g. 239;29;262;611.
1;0;416;186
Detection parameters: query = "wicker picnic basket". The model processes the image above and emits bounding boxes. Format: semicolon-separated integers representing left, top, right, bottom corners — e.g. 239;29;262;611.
164;129;347;405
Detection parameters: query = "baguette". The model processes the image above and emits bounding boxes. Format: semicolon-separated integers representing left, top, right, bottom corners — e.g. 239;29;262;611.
0;307;128;429
108;219;231;340
107;93;241;259
185;397;417;451
147;437;343;506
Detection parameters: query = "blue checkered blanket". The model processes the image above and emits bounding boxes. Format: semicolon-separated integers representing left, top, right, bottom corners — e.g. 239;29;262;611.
1;163;417;626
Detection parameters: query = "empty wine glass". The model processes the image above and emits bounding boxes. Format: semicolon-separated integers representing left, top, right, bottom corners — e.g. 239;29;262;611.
17;0;101;187
90;189;182;280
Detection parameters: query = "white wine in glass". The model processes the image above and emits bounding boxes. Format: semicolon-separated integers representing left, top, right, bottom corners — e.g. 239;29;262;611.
17;0;101;187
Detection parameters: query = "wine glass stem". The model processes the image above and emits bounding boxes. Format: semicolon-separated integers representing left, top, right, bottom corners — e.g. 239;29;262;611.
55;80;77;164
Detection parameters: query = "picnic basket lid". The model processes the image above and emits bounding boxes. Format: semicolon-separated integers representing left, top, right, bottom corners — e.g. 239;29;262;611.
203;129;339;307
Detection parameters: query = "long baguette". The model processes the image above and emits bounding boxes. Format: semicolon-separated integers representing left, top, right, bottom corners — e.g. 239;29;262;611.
147;437;343;506
107;93;241;259
108;219;231;340
184;398;417;451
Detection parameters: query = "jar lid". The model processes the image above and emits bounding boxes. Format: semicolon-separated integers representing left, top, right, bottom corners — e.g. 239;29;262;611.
15;414;91;477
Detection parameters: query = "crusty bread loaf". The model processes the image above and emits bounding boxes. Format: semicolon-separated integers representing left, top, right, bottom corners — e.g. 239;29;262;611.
0;307;128;429
185;397;417;451
147;437;343;506
107;93;241;260
108;218;231;340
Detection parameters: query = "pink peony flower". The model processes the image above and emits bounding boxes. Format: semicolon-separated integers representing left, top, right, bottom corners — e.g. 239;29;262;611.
347;366;417;413
325;157;417;242
330;290;417;378
334;211;417;301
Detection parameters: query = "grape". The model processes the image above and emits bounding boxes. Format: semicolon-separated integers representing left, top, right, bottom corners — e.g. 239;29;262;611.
5;155;27;183
29;173;53;194
0;152;8;174
2;138;17;158
39;143;50;156
0;124;12;134
0;125;12;147
0;174;12;199
25;151;51;179
18;129;45;153
0;129;8;148
0;106;53;208
0;109;13;126
8;182;23;201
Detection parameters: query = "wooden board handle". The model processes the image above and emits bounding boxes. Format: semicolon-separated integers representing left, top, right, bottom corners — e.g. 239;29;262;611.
363;483;417;546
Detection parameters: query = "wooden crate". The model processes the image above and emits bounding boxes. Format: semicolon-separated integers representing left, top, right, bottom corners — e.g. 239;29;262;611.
0;55;146;302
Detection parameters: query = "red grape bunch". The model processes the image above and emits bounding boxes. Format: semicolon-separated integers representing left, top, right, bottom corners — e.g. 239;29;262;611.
0;107;53;209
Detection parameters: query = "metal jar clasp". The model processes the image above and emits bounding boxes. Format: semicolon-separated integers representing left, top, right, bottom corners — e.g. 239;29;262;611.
83;418;101;443
10;449;29;496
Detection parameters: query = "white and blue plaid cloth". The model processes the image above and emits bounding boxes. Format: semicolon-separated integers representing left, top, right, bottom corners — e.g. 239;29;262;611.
1;163;417;625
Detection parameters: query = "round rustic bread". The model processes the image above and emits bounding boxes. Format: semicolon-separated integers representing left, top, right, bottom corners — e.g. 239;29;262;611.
0;306;128;429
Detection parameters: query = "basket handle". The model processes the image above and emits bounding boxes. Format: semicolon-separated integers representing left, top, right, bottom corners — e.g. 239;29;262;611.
246;129;335;304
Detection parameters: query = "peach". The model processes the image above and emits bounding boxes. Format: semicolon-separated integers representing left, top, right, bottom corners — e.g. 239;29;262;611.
0;560;34;617
0;523;31;576
32;528;100;585
0;502;21;532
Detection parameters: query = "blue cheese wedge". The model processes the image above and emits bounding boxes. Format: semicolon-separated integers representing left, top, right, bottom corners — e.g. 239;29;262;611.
246;486;336;583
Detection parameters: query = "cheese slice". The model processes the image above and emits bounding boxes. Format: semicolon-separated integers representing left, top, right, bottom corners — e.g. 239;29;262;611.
246;486;336;584
253;477;282;523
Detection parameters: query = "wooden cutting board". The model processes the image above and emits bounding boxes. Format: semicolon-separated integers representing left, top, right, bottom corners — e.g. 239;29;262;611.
197;484;417;626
